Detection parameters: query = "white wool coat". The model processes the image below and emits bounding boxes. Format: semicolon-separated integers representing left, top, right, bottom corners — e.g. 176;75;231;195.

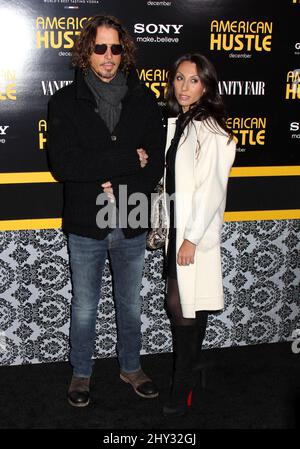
164;117;236;318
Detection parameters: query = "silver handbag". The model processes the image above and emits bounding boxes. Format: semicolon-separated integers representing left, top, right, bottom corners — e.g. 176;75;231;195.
146;180;168;250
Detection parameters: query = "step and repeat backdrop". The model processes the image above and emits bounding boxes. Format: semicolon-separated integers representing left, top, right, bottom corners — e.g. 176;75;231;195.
0;0;299;365
0;0;299;226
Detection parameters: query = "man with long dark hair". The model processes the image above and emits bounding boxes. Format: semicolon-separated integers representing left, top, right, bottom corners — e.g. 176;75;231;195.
47;15;165;407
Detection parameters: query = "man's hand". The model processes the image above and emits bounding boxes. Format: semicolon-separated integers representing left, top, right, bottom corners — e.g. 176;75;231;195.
137;148;148;168
177;239;196;266
101;148;148;201
101;181;115;203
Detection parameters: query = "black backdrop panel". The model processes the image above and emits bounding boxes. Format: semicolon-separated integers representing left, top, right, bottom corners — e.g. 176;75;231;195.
0;0;299;222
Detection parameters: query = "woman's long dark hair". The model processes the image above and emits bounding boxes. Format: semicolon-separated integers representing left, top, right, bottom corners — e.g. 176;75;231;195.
72;15;136;74
166;53;231;136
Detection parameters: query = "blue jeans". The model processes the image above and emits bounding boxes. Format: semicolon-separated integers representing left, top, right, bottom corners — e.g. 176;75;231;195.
68;229;147;377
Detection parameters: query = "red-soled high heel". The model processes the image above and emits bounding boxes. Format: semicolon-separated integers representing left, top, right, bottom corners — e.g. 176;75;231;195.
163;385;194;417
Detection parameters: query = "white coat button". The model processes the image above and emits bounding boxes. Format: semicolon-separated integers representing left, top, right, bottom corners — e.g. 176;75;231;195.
111;135;117;141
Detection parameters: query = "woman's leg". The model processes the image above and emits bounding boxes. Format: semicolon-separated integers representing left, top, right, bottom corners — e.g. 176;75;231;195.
164;277;208;416
166;277;196;326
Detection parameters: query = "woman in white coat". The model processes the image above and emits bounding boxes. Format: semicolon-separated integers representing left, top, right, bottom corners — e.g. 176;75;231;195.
163;53;236;416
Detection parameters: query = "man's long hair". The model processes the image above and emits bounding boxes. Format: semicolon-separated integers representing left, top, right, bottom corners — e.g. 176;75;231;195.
72;15;136;74
166;52;231;136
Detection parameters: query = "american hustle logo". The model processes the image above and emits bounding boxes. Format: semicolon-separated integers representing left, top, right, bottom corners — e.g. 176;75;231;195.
285;70;300;100
226;117;267;147
210;20;273;53
0;70;16;101
36;16;89;49
137;68;169;101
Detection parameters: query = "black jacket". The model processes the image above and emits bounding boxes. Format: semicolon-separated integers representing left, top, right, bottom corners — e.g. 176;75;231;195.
47;69;165;240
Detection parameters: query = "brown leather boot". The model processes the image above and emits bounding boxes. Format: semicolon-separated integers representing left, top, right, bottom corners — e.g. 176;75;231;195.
120;369;159;398
67;376;90;407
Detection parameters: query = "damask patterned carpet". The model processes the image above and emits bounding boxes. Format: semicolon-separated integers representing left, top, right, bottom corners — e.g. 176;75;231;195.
0;341;298;429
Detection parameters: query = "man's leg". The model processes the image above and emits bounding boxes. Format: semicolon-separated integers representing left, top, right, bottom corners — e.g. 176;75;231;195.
67;233;107;406
109;229;158;398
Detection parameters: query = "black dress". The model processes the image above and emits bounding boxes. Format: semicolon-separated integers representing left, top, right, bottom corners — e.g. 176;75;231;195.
165;113;187;279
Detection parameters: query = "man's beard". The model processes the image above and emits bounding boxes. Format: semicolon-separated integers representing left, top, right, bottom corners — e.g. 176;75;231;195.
94;63;117;81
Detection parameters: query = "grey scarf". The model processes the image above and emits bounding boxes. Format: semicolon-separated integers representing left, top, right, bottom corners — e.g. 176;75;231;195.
85;69;128;133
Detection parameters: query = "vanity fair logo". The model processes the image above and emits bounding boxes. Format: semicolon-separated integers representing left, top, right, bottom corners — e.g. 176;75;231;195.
41;80;72;95
134;23;183;43
219;80;265;95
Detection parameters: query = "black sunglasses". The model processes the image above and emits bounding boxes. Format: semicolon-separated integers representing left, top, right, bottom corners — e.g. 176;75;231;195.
94;44;123;55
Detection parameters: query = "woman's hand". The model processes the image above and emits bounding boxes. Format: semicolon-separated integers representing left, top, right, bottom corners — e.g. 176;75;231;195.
137;148;148;168
101;181;115;203
177;239;196;266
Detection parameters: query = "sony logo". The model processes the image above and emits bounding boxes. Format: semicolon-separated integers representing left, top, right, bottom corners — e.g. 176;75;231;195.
0;125;9;135
290;122;300;131
134;23;183;34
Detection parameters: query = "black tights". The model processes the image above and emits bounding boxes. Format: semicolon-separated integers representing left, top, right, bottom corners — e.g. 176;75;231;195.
166;277;208;332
